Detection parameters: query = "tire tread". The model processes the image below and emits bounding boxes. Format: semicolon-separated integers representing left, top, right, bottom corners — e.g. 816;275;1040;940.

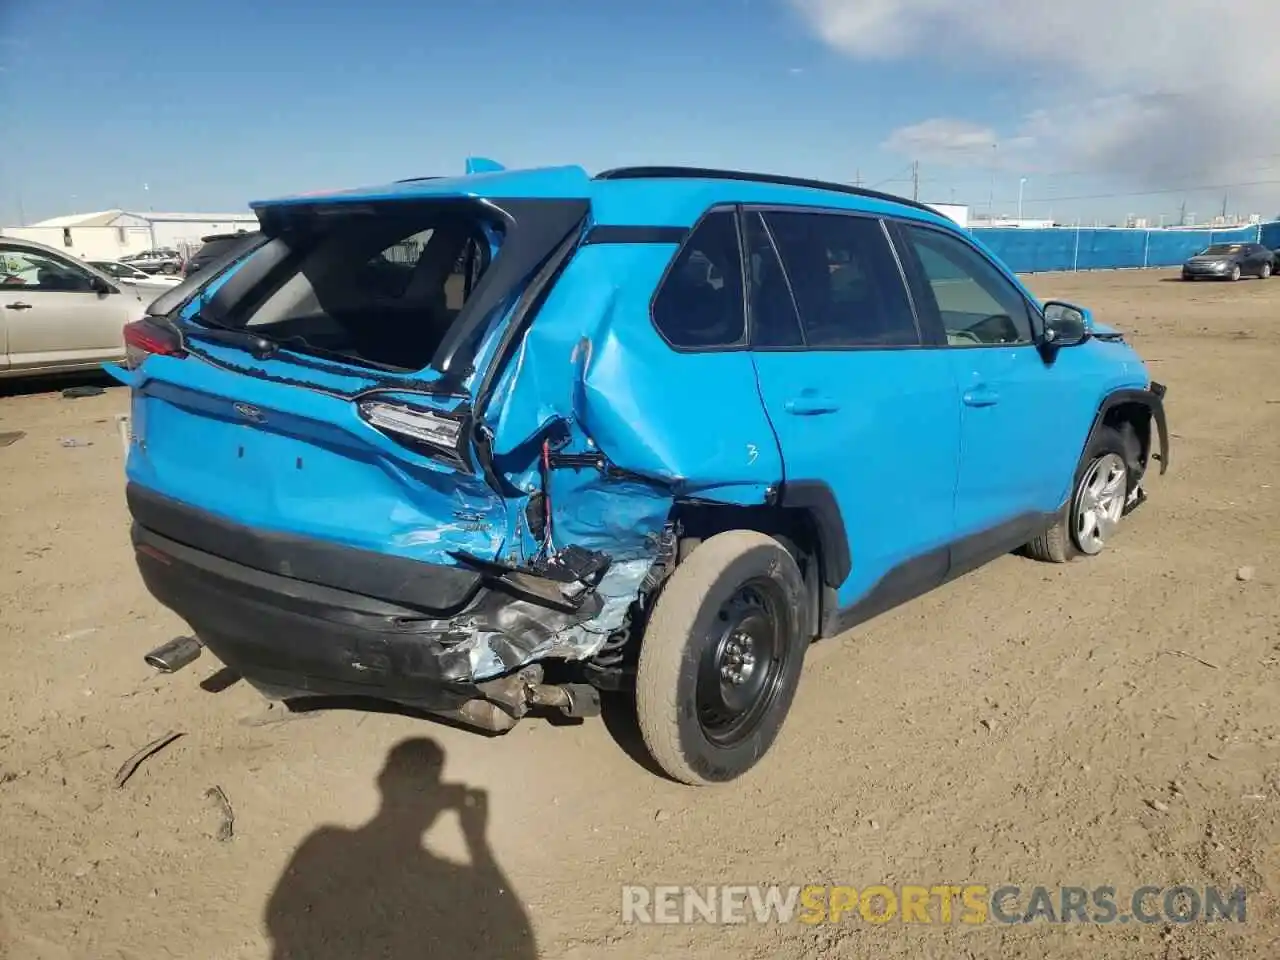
635;530;798;786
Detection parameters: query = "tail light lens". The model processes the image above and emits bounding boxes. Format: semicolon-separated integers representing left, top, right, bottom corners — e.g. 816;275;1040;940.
123;319;186;368
358;399;469;467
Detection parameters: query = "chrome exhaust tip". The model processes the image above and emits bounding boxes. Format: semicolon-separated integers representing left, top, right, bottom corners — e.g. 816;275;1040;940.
144;635;203;673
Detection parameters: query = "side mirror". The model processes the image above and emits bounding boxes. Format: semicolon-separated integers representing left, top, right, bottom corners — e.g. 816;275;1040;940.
1041;301;1091;350
90;275;114;295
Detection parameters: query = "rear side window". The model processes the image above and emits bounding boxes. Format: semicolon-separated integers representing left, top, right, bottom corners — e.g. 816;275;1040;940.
762;211;921;348
900;224;1033;346
651;210;746;349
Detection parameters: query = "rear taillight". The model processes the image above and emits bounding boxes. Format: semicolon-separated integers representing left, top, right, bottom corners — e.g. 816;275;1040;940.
123;319;186;368
358;399;468;467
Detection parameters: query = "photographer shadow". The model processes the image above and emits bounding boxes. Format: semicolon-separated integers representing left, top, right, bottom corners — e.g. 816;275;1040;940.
265;737;536;959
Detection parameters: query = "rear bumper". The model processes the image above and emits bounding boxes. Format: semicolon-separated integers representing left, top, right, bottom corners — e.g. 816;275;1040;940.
127;485;620;710
134;523;489;710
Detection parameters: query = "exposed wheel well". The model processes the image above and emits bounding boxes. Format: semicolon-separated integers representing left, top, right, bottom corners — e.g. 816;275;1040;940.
1100;401;1153;483
671;502;827;641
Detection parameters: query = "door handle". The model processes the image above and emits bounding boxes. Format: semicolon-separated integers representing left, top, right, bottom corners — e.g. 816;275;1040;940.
962;386;1000;407
784;394;841;416
4;302;33;310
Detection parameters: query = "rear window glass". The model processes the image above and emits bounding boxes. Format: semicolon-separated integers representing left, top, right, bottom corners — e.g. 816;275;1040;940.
218;209;499;372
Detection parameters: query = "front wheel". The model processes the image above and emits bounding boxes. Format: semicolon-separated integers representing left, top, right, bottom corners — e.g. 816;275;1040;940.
635;530;808;785
1025;426;1132;563
1261;262;1272;279
1229;265;1242;281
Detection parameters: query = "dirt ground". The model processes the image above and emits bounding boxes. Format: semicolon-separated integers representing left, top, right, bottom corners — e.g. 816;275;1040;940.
1;268;1277;959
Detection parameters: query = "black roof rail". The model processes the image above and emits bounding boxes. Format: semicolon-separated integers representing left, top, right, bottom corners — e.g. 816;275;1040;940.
593;165;943;217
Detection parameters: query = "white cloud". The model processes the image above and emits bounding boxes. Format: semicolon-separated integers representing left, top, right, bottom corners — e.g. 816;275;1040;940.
883;118;997;160
791;0;1280;193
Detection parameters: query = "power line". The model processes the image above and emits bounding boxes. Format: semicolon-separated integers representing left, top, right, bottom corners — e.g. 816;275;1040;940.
1019;177;1280;205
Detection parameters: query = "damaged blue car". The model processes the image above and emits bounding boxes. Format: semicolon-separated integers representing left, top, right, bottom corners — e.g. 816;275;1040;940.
110;162;1169;785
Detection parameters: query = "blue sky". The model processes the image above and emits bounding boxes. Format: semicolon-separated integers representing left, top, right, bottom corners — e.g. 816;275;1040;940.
1;0;1276;226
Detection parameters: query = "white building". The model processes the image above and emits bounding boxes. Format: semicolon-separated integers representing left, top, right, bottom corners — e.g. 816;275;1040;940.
967;215;1057;229
924;203;970;228
1;209;259;261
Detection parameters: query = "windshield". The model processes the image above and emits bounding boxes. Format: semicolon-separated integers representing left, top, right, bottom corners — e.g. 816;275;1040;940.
1200;244;1241;256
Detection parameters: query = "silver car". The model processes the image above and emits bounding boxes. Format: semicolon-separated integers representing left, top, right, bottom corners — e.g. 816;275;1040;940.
90;259;185;288
1;236;171;378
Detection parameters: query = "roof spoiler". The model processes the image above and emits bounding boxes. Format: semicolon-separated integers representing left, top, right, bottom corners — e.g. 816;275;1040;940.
465;157;506;175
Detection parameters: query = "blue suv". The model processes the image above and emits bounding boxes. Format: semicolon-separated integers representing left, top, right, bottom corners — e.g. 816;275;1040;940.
110;162;1169;786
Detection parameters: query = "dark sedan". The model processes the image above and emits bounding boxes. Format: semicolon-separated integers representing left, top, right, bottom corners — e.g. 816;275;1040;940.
1181;242;1275;281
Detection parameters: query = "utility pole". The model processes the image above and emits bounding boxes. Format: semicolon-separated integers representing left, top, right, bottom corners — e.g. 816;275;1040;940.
988;143;997;217
854;168;862;187
1178;199;1187;227
1221;192;1228;221
911;160;919;201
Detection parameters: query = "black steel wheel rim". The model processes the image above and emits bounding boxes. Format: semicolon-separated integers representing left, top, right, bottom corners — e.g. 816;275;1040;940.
694;576;791;748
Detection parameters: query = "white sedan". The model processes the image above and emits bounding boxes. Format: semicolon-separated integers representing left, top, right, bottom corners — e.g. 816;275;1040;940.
89;260;185;287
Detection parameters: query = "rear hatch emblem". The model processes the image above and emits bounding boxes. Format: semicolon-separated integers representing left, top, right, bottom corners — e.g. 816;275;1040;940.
233;403;265;423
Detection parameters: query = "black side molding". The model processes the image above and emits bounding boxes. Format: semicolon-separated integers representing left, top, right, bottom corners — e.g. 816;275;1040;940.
776;480;852;589
822;510;1058;638
581;225;688;246
1091;384;1170;475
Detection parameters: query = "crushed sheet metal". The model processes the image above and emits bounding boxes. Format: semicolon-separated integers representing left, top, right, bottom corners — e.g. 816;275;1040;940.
428;558;654;682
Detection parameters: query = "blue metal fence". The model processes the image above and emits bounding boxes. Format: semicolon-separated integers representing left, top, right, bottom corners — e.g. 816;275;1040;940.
970;220;1280;274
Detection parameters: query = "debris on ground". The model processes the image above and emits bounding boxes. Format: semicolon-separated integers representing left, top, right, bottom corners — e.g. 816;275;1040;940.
56;627;99;643
112;731;185;788
204;785;235;841
1236;565;1255;582
61;385;105;399
1147;798;1170;813
1160;649;1220;670
58;438;94;448
0;431;24;447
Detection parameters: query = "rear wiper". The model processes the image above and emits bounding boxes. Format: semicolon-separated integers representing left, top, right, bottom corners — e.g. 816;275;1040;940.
269;335;406;373
186;318;405;374
184;315;280;359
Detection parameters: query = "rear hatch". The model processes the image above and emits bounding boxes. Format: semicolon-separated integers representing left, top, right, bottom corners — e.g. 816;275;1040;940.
112;179;589;586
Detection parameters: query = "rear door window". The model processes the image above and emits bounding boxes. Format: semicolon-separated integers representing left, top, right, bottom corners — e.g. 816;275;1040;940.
761;211;920;348
742;211;805;348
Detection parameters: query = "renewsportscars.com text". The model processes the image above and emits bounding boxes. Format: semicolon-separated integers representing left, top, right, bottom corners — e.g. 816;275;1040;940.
621;884;1247;926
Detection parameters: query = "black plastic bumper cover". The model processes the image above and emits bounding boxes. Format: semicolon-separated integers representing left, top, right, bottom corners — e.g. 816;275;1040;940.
127;486;601;704
132;523;493;708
